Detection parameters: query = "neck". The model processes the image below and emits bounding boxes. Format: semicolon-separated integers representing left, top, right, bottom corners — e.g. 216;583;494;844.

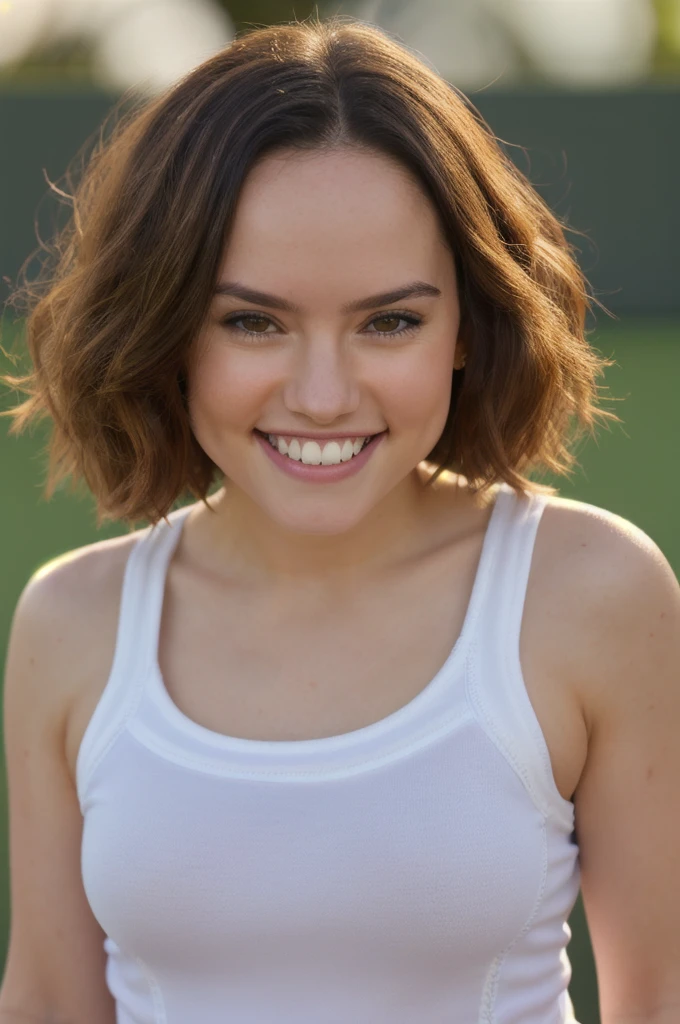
194;465;460;585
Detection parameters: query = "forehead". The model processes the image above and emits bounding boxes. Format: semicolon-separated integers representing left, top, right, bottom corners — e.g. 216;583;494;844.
218;147;452;288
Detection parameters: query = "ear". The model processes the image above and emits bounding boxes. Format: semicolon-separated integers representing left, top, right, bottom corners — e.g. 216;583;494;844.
454;313;468;370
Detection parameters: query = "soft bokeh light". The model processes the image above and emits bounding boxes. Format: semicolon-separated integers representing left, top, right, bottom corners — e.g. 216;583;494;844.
92;0;233;94
0;0;673;90
47;0;142;41
0;0;52;66
350;0;658;87
354;0;523;88
0;0;234;93
499;0;657;86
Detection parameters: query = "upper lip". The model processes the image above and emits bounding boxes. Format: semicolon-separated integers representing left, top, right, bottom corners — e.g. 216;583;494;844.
256;429;384;439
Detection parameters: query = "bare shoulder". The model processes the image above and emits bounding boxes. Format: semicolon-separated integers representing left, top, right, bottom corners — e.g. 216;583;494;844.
25;527;142;638
531;495;680;1013
1;533;146;1021
532;491;679;730
536;491;675;612
12;528;146;775
536;490;667;565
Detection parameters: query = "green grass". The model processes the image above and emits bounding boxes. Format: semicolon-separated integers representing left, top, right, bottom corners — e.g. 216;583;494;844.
0;316;678;1021
539;319;680;577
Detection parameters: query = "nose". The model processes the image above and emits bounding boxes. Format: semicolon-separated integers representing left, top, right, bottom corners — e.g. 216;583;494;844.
282;339;362;425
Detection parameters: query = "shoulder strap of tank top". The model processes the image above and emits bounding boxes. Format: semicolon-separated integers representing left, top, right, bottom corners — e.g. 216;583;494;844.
126;504;193;678
75;505;192;809
465;483;575;830
490;483;548;646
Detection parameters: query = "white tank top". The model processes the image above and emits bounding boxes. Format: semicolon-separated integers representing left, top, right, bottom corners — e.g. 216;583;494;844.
76;481;581;1023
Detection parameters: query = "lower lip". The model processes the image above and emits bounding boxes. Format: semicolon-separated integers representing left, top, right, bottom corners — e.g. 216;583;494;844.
254;431;387;482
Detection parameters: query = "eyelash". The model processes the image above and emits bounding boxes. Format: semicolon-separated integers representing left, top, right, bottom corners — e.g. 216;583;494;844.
220;310;424;341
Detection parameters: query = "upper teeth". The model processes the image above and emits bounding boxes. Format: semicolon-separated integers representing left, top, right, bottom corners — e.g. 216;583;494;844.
267;434;370;465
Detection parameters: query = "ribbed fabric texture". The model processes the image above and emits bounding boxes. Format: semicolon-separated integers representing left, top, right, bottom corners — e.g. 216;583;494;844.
77;481;581;1023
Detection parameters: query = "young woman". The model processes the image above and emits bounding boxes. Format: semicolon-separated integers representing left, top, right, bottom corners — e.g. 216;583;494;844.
1;15;678;1024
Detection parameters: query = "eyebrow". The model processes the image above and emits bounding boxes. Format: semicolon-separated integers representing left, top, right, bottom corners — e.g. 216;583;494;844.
212;280;442;314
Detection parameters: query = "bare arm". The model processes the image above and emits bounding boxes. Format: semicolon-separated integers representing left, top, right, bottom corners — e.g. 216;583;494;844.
0;1012;73;1022
0;566;117;1023
605;1009;680;1024
561;509;680;1023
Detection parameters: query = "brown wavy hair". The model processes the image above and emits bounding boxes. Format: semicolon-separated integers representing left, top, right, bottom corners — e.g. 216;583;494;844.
0;13;620;528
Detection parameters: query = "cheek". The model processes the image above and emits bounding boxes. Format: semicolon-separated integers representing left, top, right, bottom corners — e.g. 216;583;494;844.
187;344;267;429
187;331;455;434
378;347;454;432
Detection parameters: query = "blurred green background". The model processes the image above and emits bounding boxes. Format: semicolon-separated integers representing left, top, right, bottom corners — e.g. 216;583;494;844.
1;1;680;1022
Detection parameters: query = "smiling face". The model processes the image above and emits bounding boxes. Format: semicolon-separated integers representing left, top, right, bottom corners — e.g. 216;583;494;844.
186;145;465;572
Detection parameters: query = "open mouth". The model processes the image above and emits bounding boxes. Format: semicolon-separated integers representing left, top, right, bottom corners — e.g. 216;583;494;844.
254;429;383;446
253;429;386;463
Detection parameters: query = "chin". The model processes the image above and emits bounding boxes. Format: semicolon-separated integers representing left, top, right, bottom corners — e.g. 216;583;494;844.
256;495;375;536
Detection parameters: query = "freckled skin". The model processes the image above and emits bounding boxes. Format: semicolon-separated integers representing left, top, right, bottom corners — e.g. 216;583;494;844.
186;147;466;580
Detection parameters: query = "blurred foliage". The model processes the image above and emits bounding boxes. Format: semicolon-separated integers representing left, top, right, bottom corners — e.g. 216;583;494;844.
655;0;680;72
0;36;94;87
223;0;318;28
0;0;319;86
0;0;679;86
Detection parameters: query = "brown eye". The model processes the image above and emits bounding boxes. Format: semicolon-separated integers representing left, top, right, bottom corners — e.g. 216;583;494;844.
221;310;424;342
222;314;274;337
365;313;423;338
373;317;402;332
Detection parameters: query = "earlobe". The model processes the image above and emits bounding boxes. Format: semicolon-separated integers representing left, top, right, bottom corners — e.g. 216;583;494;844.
454;319;468;371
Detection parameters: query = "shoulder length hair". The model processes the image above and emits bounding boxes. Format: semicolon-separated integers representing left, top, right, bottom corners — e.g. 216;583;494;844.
0;14;620;528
